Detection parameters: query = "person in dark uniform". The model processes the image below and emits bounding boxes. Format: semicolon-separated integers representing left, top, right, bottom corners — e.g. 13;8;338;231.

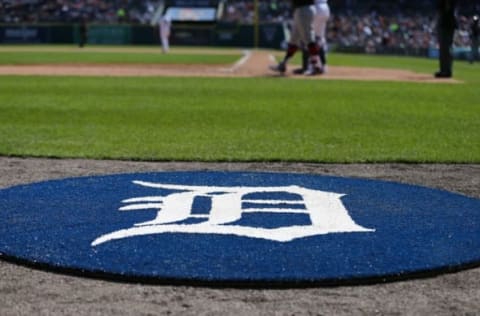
435;0;457;78
469;15;479;63
79;18;88;48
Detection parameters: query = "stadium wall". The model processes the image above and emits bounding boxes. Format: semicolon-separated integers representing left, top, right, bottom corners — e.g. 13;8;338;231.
0;24;74;44
0;23;284;49
0;23;472;60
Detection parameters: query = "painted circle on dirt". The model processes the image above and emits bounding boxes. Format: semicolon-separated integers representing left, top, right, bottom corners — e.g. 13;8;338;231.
0;171;479;286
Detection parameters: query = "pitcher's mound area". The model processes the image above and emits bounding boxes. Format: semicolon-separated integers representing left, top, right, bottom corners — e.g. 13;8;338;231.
1;171;479;286
0;50;459;83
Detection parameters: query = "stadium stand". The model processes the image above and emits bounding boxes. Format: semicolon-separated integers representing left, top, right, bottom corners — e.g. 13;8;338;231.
0;0;478;53
0;0;162;24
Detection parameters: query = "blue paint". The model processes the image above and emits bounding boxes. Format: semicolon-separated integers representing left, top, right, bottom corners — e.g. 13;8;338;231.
0;171;479;285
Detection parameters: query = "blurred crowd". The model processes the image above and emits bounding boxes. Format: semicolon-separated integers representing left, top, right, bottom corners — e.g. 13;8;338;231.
222;0;479;51
1;0;479;50
328;12;476;52
0;0;162;24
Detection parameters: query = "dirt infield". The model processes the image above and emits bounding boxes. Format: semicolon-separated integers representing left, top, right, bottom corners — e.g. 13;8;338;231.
0;157;479;315
0;50;460;83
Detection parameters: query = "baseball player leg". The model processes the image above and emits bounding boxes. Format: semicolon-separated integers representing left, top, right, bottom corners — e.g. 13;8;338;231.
318;43;327;71
314;11;329;71
304;42;322;75
270;7;304;74
270;43;299;74
292;47;309;75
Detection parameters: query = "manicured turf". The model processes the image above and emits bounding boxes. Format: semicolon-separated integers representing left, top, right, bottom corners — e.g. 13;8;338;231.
0;47;479;162
0;51;239;65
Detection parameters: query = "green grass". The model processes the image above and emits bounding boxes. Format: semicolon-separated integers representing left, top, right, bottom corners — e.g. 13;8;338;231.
0;47;240;65
0;48;479;163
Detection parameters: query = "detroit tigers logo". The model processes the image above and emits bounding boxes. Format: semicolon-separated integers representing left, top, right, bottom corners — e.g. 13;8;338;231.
3;171;478;284
92;180;374;246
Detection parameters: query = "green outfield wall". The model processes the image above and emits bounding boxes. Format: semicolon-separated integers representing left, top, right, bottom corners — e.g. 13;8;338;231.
0;23;284;49
0;24;74;44
0;23;472;59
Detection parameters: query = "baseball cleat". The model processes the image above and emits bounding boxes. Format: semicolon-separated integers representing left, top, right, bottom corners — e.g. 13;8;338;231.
269;62;286;74
434;71;452;78
292;68;306;75
304;66;324;76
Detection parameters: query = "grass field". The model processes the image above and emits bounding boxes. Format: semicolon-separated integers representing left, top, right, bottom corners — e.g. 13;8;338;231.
0;46;241;65
0;45;478;163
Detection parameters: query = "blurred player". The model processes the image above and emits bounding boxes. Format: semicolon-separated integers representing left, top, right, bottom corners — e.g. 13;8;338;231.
159;15;171;53
435;0;457;78
269;0;322;76
293;0;330;74
469;15;479;63
79;18;88;48
313;0;330;73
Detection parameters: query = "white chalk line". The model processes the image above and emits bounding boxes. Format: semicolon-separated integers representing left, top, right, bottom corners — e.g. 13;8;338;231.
220;50;252;73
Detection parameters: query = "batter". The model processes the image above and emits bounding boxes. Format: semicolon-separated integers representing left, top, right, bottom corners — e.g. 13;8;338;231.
269;0;322;75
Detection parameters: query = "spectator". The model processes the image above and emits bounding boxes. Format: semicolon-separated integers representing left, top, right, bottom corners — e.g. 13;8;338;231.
1;0;477;59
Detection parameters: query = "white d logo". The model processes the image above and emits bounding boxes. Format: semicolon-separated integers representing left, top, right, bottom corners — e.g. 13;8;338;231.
92;180;374;246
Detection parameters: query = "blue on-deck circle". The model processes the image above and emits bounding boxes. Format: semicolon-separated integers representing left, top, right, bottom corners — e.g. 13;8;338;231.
0;171;479;286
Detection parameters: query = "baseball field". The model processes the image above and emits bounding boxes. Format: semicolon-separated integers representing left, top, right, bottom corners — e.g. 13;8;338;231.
0;45;479;315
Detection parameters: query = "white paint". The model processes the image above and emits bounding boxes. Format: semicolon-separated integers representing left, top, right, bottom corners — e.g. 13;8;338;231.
221;50;252;73
91;181;374;246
